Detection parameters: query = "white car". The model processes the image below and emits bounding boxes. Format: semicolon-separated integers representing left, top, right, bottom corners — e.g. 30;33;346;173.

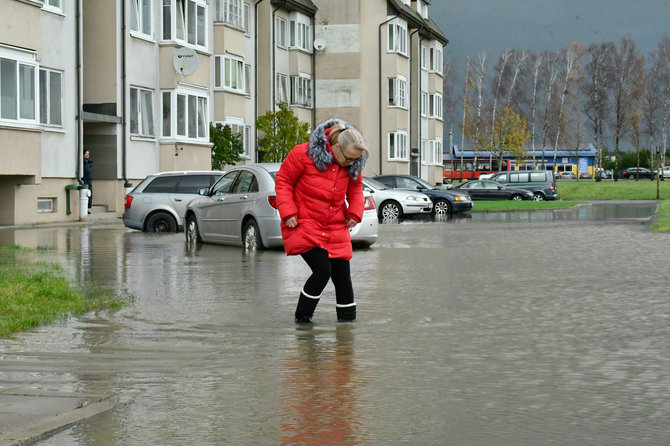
662;166;670;179
184;164;378;250
362;177;433;219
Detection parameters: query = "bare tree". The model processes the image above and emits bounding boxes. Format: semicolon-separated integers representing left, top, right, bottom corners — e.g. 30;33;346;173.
529;54;543;165
459;56;472;180
538;50;560;168
609;36;645;180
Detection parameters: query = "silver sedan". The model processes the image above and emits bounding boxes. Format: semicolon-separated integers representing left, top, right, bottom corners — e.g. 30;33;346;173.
363;177;433;219
184;163;378;250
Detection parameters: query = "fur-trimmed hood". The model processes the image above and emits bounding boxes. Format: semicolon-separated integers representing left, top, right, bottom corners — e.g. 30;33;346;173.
307;118;367;180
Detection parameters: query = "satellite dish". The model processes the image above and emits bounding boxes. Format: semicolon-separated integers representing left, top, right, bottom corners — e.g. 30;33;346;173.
313;38;326;51
173;47;199;76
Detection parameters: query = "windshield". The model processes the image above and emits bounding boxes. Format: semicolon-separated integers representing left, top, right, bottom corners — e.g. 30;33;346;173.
364;177;388;190
413;177;436;189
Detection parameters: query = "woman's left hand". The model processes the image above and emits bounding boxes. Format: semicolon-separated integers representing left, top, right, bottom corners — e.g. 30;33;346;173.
345;218;358;228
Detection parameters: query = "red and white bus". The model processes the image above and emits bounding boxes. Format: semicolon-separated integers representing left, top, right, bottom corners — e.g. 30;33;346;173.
443;158;511;181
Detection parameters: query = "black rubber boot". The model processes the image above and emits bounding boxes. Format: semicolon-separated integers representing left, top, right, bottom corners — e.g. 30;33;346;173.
336;304;356;322
295;292;320;323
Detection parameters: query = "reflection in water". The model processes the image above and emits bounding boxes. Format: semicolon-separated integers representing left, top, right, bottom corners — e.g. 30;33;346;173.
280;325;367;446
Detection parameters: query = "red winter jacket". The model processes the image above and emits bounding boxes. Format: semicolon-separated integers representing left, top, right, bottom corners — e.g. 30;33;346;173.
275;121;366;260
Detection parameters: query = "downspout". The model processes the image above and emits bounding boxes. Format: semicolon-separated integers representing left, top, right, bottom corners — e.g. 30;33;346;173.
121;0;130;189
409;26;421;177
254;0;266;162
378;14;398;176
271;1;287;113
76;0;82;184
310;13;315;129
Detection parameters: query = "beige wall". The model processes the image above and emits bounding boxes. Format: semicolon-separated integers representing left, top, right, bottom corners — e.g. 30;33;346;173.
213;91;247;121
159;143;212;173
0;0;41;52
83;0;117;104
0;128;42;180
159;46;211;88
11;179;82;225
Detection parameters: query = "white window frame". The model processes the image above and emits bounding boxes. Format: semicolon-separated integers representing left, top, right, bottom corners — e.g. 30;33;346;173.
0;47;38;126
215;0;244;30
42;0;62;14
388;130;408;161
387;18;408;56
429;92;443;120
130;86;155;137
161;86;208;141
37;198;55;213
276;73;288;104
420;45;428;70
130;0;153;37
214;118;251;159
429;43;443;75
244;2;250;33
39;68;62;127
288;12;311;53
162;0;207;48
420;91;428;117
214;54;246;93
420;139;427;164
290;73;312;108
432;138;443;165
276;17;287;48
388;75;407;109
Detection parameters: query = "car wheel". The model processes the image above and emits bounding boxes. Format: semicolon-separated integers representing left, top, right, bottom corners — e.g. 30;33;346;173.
380;200;402;219
511;194;523;201
533;193;545;201
629;174;635;180
146;212;177;232
243;219;264;251
185;215;202;244
433;199;451;215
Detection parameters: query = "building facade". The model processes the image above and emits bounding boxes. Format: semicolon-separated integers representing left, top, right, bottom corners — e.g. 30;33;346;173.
0;0;447;226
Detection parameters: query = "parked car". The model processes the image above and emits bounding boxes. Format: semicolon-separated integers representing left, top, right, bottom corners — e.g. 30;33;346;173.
557;172;577;180
662;166;670;179
621;167;657;180
372;174;473;214
452;180;535;201
579;172;593;180
362;177;432;219
184;164;378;250
123;170;224;232
487;170;559;201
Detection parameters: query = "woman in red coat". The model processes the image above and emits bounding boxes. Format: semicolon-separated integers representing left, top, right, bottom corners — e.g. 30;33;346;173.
275;118;368;323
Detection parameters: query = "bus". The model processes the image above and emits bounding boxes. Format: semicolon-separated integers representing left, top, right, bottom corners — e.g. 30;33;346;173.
443;158;511;181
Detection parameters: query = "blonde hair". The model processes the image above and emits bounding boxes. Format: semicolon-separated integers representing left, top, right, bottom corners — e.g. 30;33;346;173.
328;123;369;159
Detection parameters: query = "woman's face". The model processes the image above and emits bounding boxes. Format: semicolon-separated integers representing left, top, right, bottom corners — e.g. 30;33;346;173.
333;143;361;167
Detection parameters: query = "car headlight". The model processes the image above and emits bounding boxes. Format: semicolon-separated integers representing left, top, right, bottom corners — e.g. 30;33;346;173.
454;195;466;201
406;196;417;201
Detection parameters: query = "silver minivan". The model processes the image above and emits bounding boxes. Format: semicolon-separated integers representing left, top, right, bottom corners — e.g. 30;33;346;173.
488;170;559;201
123;171;224;232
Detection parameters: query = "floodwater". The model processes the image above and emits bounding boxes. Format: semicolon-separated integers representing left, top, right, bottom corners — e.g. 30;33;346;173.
1;202;670;445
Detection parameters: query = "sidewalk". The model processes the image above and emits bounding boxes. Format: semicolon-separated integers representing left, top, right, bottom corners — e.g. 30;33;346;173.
0;209;122;445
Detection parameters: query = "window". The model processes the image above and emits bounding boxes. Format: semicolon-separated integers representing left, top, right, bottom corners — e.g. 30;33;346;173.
388;76;407;108
214;55;245;93
387;19;408;55
420;45;428;70
388;130;408;161
175;174;219;193
130;87;155;137
37;198;55;213
161;88;208;140
429;92;443;119
163;0;207;47
212;171;238;195
429;45;443;74
420;139;427;162
215;0;243;29
244;3;250;33
39;68;62;127
432;138;443;165
276;17;287;47
417;0;428;18
289;12;311;52
215;119;251;158
0;50;38;123
420;91;428;117
42;0;62;13
232;170;257;193
276;73;288;103
290;73;312;107
131;0;152;36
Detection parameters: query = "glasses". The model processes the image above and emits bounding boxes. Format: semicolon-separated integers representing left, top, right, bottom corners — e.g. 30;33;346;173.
338;144;361;163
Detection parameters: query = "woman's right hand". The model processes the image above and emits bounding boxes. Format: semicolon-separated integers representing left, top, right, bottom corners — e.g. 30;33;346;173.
285;216;298;228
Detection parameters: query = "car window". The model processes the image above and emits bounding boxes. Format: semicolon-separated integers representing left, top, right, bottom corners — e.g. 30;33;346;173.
396;177;421;189
143;176;180;193
364;177;388;190
529;172;547;182
232;171;257;193
483;181;498;189
212;171;238;195
176;175;219;193
492;174;507;184
375;177;394;188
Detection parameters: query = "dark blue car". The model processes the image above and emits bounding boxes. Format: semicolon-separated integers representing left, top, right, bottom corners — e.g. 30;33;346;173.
372;174;473;214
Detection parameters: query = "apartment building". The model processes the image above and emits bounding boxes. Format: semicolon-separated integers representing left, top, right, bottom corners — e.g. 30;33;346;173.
0;0;446;226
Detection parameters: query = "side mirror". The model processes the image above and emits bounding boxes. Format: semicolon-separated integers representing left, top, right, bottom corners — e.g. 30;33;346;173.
199;187;209;196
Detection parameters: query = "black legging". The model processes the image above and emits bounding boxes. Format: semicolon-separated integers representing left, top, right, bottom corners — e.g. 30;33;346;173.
300;248;354;306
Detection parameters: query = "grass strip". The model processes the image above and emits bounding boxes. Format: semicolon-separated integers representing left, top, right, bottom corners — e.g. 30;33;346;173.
0;246;127;337
472;201;583;211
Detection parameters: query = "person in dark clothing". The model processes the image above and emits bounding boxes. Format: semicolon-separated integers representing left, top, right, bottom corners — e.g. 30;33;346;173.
82;150;93;213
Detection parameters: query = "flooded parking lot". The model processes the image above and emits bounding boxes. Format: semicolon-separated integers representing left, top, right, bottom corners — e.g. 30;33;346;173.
1;202;669;445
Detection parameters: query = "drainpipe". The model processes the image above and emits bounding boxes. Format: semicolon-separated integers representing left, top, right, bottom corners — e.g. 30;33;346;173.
121;0;130;191
409;26;421;177
310;14;316;129
75;0;82;184
254;0;266;162
378;15;397;176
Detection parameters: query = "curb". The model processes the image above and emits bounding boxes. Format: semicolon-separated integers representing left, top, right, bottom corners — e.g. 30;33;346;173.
0;393;117;446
